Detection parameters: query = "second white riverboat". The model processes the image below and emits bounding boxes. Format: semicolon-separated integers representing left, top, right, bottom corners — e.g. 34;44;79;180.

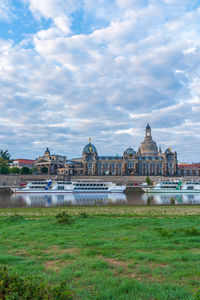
142;180;200;193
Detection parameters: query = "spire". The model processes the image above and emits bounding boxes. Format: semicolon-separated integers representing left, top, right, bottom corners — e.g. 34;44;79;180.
146;123;151;130
145;123;152;138
44;147;50;157
89;137;91;144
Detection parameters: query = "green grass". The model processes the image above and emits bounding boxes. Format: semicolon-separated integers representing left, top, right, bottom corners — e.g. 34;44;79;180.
0;206;200;299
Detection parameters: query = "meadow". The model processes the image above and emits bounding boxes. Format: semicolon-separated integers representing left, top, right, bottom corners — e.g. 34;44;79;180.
0;205;200;299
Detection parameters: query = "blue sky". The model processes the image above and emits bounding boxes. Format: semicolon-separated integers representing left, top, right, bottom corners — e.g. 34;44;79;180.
0;0;200;162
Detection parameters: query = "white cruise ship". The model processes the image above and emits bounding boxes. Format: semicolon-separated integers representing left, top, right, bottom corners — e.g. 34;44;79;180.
11;180;126;194
142;180;200;193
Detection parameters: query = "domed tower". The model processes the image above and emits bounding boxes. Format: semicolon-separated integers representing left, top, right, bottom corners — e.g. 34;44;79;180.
140;124;158;156
123;147;136;175
82;138;98;175
44;148;50;158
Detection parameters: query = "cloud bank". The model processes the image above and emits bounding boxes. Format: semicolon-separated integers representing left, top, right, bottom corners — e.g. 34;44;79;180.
0;0;200;162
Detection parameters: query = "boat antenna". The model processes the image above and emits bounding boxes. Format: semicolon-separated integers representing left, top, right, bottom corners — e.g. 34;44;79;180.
53;175;57;182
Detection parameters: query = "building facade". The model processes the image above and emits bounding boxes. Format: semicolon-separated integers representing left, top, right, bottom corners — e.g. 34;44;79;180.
11;159;35;169
59;125;178;176
178;163;200;176
35;148;67;175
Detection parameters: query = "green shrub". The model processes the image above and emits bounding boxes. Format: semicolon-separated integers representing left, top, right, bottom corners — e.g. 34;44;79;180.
55;212;75;224
0;266;72;299
156;227;200;237
79;212;89;218
194;287;200;299
6;214;24;222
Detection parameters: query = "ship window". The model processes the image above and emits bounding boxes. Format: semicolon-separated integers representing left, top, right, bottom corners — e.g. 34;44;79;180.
58;186;64;190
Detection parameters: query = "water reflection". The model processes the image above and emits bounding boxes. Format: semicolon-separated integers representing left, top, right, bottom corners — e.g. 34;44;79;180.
1;192;200;208
142;193;200;205
10;193;127;207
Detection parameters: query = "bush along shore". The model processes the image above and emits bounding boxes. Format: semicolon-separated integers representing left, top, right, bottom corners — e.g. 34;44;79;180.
0;206;200;299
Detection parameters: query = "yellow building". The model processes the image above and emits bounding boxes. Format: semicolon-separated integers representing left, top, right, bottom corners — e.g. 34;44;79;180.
59;125;178;176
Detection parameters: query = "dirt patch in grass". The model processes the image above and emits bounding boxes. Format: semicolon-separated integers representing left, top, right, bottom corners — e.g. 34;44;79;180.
43;246;79;255
44;259;74;272
98;256;148;280
98;256;129;269
98;255;170;282
136;250;153;254
7;249;29;256
190;248;200;253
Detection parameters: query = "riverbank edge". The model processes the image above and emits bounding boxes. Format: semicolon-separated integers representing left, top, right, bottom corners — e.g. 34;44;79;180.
0;174;195;188
0;205;200;217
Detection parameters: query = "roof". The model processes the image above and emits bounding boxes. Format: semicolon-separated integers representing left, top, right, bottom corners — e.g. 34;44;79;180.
178;163;200;168
82;143;97;155
98;156;123;160
13;159;35;164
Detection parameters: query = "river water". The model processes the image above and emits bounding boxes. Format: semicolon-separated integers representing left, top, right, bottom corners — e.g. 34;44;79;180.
0;192;200;208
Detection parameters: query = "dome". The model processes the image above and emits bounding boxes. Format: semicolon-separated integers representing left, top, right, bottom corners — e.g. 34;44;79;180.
140;139;158;155
140;125;158;155
82;143;97;155
123;147;136;157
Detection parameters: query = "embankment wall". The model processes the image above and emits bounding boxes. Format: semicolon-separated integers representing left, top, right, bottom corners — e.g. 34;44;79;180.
0;174;198;187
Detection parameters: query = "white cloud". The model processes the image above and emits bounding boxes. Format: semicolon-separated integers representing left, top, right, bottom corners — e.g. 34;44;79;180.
0;0;200;160
0;0;14;21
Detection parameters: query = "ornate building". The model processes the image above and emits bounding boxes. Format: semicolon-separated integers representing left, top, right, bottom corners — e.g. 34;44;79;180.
58;125;178;176
35;148;67;174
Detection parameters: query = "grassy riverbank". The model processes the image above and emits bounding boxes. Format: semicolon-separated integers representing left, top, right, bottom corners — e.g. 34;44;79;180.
0;206;200;299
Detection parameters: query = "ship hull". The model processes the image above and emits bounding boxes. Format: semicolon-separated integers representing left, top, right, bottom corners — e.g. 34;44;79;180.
143;188;200;193
11;188;126;194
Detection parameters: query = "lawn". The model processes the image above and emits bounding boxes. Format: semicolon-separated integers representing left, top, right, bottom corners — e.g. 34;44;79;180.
0;206;200;299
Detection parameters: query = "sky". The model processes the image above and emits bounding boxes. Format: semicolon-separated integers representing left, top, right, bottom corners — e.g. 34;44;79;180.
0;0;200;162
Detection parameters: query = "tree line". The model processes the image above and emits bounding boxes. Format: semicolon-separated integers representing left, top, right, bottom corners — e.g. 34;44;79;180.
0;149;41;175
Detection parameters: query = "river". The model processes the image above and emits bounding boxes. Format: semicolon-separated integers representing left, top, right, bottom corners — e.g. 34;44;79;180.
0;191;200;208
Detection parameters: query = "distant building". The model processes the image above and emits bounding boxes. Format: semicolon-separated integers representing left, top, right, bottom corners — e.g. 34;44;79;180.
11;159;35;169
35;148;67;174
59;124;178;176
178;163;200;176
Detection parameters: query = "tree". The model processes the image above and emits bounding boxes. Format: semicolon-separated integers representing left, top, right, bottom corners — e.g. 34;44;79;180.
145;176;152;186
0;166;9;174
32;168;38;175
41;167;48;174
0;150;11;162
20;167;32;175
9;167;20;174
